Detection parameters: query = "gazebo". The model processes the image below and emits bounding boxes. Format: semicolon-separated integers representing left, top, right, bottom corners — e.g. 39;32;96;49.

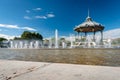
74;12;104;44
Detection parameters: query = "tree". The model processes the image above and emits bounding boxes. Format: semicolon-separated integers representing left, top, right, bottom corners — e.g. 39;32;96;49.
0;37;8;48
112;38;120;45
60;38;65;42
21;31;43;40
14;37;22;40
0;37;7;42
21;31;31;39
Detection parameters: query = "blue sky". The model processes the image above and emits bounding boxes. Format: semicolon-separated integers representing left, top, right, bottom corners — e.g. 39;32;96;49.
0;0;120;39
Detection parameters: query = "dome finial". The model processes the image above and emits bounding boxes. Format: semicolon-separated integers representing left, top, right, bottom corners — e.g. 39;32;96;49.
86;9;92;21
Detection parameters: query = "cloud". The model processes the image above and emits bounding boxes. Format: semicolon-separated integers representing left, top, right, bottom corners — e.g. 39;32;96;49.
95;28;120;39
24;16;31;20
0;24;36;31
103;28;120;39
26;10;30;13
22;27;37;31
0;34;16;39
47;13;55;18
33;8;42;11
0;24;19;29
35;16;47;19
34;13;55;20
24;8;55;20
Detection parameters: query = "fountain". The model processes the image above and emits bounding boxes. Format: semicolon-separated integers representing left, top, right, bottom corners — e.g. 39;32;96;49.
10;41;14;48
34;41;39;48
70;34;74;48
9;40;43;49
19;41;23;48
7;34;114;49
107;39;112;48
29;41;33;48
85;35;96;48
62;41;66;48
49;38;52;48
55;29;59;48
1;28;117;49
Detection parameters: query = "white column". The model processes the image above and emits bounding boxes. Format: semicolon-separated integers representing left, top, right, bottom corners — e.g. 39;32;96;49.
35;41;39;48
70;34;73;48
55;29;58;48
62;41;66;48
20;41;23;48
49;38;52;48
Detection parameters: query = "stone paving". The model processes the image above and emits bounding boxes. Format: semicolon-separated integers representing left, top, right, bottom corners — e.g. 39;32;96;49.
0;60;120;80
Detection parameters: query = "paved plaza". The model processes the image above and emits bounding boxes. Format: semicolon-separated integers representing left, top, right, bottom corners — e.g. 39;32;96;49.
0;60;120;80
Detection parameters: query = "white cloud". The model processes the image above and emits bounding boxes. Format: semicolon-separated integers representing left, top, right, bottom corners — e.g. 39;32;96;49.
24;16;31;20
22;27;37;31
0;34;16;40
25;8;55;20
47;13;55;18
0;24;36;31
103;28;120;39
34;14;55;20
95;28;120;39
35;16;47;19
26;10;30;13
0;24;19;29
33;8;42;11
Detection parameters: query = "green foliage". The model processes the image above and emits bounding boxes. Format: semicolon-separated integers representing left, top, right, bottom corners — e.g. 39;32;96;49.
13;31;43;40
75;37;86;42
21;31;43;40
0;37;7;42
112;38;120;45
81;37;86;42
60;38;65;41
14;37;22;40
0;37;7;48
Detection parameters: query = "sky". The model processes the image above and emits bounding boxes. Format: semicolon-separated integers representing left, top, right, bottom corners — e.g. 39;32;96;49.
0;0;120;39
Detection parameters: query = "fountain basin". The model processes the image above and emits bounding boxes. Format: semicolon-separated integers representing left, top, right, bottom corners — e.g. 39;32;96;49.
0;48;120;66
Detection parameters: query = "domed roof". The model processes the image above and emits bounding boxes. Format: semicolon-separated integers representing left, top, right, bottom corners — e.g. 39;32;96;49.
77;16;102;27
74;15;104;32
